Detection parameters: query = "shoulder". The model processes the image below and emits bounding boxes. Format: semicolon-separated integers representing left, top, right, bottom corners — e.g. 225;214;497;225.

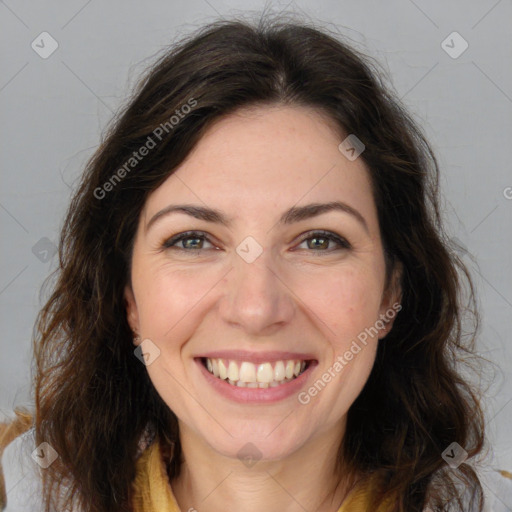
343;467;512;512
1;421;156;512
477;466;512;512
422;466;512;512
1;427;46;511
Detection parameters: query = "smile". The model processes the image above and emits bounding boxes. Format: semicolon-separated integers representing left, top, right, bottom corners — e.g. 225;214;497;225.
201;357;311;388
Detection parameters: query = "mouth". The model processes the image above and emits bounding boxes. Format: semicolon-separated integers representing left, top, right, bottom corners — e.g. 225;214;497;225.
198;357;313;388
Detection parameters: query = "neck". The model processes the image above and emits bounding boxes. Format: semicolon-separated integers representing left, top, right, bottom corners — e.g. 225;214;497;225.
171;422;355;512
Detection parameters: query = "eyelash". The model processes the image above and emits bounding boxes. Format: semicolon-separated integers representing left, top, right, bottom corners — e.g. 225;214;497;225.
161;230;351;254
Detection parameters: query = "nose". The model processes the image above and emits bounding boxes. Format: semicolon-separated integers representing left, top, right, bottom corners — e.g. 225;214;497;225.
218;247;296;336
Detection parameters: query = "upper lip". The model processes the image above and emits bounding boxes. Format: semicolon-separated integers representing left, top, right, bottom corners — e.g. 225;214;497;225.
195;350;317;364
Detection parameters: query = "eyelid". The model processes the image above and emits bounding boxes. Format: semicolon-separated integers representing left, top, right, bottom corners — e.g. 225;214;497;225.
162;229;351;252
295;229;351;251
162;230;215;250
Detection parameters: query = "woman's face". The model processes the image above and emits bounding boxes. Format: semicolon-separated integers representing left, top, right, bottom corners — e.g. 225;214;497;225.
125;105;400;461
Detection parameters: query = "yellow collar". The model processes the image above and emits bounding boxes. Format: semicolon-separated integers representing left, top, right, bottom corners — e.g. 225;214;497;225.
132;436;180;511
131;437;395;512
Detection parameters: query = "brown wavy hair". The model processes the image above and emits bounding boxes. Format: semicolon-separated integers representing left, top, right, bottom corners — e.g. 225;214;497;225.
27;14;486;512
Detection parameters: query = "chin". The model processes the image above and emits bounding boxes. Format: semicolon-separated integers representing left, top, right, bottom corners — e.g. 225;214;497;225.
199;419;308;463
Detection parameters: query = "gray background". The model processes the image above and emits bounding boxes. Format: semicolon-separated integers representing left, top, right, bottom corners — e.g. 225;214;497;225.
1;0;511;481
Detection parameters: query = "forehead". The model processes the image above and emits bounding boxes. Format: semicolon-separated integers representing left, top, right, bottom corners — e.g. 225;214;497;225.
143;105;377;229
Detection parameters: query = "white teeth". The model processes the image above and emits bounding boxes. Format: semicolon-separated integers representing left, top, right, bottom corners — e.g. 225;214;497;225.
257;363;274;383
285;360;295;379
274;360;285;381
218;359;228;380
227;360;239;381
239;361;256;383
211;359;219;377
204;357;309;387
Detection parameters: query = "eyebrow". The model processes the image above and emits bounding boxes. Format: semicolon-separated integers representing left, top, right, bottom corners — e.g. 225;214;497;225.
146;200;369;234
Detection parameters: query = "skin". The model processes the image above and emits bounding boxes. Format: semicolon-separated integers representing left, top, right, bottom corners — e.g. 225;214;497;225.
125;105;401;512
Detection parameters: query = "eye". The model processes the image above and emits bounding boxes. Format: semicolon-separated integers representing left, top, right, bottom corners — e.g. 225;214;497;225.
161;230;351;254
295;230;351;253
162;231;215;251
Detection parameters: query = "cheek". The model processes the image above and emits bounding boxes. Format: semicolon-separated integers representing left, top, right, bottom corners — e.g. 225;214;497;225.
134;263;222;340
133;249;385;347
289;265;384;342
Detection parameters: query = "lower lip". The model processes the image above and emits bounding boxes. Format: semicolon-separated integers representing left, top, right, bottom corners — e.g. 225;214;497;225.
195;358;316;404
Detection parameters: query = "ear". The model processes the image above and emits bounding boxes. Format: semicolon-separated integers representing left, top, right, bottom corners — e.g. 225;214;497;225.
377;260;403;340
124;284;141;345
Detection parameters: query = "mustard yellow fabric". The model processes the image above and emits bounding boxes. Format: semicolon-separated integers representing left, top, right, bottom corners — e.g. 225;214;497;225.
132;437;181;511
132;437;396;511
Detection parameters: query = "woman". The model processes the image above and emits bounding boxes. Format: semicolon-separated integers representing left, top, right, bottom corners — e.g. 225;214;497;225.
1;15;487;512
